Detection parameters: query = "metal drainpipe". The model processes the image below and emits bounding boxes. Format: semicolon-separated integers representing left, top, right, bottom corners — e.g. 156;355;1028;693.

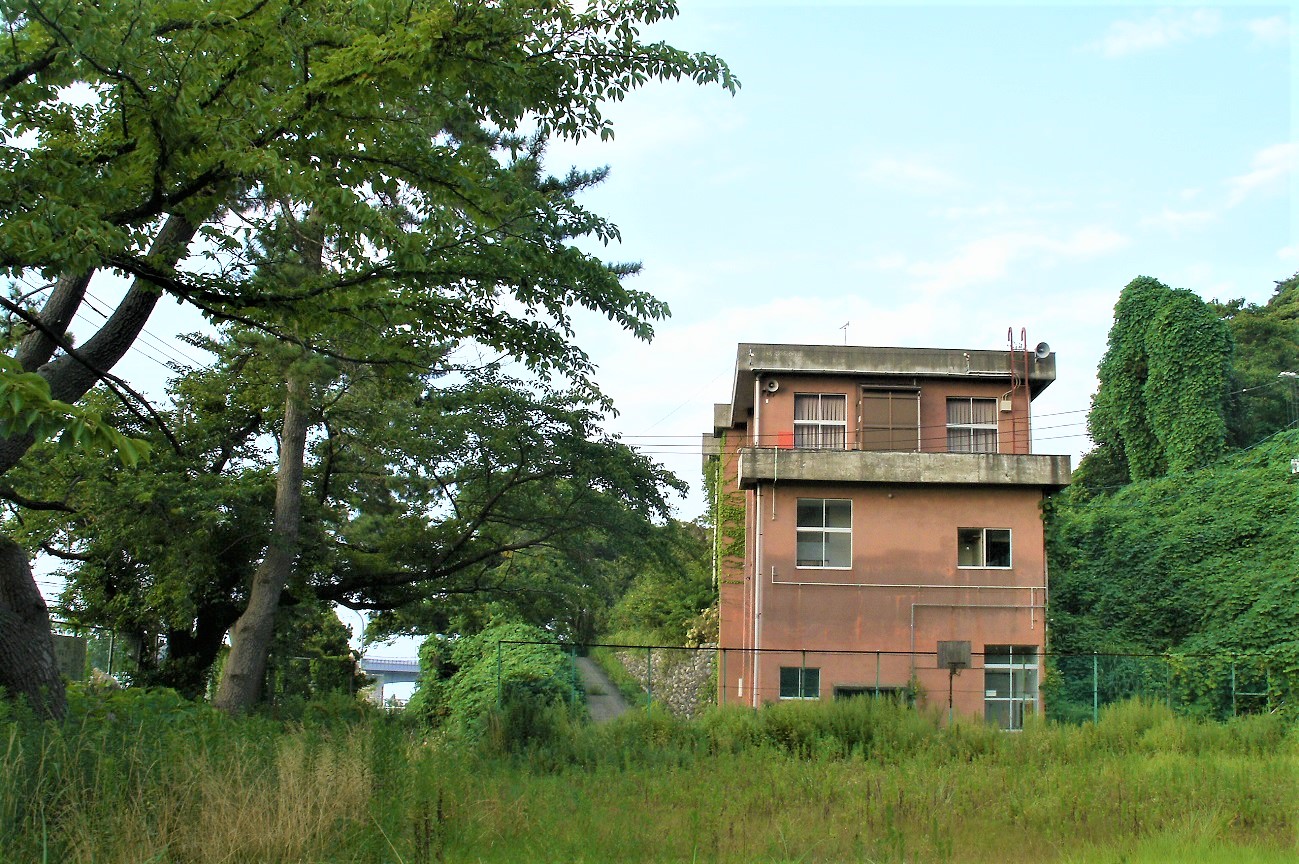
753;484;763;708
751;373;763;708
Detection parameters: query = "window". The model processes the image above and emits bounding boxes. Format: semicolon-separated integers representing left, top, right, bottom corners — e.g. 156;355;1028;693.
947;397;998;453
794;394;847;449
780;666;820;699
958;528;1011;568
860;388;920;451
984;645;1038;730
796;498;852;568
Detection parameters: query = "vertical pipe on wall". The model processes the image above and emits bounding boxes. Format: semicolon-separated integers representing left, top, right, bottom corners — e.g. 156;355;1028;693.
751;374;763;707
753;484;764;708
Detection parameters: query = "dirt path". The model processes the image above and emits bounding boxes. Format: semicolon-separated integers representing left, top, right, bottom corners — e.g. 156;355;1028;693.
575;655;634;723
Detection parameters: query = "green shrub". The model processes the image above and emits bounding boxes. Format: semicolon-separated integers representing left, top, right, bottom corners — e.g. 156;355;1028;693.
412;621;583;742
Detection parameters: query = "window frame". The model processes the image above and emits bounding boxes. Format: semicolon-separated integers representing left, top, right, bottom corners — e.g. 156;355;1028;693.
793;393;848;450
983;645;1038;731
779;666;821;699
957;527;1012;569
795;498;853;569
946;396;999;454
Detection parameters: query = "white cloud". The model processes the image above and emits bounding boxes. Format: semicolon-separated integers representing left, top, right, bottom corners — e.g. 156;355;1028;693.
1090;9;1222;57
1140;207;1215;232
1279;245;1299;262
906;227;1129;295
1246;16;1290;44
859;156;959;192
1227;142;1298;206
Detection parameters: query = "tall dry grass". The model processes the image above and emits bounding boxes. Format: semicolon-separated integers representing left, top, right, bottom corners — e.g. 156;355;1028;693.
2;689;1297;863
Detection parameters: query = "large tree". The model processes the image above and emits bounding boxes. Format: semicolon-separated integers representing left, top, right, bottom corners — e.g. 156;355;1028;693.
10;338;678;702
0;0;735;716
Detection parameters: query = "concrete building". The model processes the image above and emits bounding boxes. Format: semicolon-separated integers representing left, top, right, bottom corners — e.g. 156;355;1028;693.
705;343;1071;727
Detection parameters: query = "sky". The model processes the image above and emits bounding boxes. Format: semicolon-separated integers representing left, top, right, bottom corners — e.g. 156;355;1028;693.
34;3;1296;665
537;1;1296;521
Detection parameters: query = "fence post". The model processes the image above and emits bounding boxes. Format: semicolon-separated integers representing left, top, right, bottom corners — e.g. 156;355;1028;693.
646;646;653;711
1231;657;1237;718
569;645;577;706
496;641;502;708
875;651;881;697
1092;652;1099;724
721;648;727;707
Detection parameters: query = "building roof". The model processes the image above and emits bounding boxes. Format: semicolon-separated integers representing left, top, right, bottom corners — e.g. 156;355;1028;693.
722;343;1056;430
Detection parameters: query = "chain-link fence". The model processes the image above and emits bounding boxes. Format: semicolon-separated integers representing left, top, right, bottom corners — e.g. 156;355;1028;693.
1046;651;1287;723
497;641;1298;724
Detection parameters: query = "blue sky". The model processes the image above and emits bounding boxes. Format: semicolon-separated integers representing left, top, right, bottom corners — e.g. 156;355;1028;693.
537;2;1296;520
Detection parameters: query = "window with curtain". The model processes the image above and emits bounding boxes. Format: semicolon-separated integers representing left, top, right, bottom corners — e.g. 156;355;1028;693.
946;397;998;453
793;394;847;449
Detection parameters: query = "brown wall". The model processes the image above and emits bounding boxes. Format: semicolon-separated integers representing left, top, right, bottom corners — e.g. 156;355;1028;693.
748;372;1033;455
718;480;1046;713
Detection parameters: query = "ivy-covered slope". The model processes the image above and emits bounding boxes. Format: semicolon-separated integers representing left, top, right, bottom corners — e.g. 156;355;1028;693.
1047;430;1299;657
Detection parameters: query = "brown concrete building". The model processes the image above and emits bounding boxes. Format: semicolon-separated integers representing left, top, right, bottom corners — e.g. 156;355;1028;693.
705;343;1071;727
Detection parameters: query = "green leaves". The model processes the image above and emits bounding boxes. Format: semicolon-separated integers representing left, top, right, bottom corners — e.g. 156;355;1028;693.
1089;276;1232;482
0;356;148;466
1048;431;1299;664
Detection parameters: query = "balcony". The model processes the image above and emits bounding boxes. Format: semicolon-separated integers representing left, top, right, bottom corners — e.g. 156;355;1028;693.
736;447;1071;489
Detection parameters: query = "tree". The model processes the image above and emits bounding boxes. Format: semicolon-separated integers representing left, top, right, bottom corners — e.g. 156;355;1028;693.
1212;272;1299;447
1087;276;1233;485
0;0;735;717
608;520;714;644
10;339;678;703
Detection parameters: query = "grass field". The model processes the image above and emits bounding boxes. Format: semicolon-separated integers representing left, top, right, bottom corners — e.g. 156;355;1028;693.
2;688;1295;863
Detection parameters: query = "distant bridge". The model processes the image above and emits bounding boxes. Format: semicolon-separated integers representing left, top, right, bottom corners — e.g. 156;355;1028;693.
358;656;419;706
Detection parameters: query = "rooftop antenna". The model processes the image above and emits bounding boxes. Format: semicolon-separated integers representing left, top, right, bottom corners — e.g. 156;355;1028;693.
840;322;849;345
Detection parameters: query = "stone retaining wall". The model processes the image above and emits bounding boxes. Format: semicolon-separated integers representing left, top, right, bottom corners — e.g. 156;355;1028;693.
615;644;715;719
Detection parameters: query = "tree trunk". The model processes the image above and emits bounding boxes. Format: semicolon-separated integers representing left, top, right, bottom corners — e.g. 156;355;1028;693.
0;216;199;718
213;375;310;713
0;537;67;719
